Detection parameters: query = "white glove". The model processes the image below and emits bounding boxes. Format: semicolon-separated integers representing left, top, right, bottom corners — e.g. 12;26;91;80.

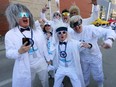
102;39;113;49
48;65;55;72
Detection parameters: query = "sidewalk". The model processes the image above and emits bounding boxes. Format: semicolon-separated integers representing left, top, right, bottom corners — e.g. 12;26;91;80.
0;39;5;51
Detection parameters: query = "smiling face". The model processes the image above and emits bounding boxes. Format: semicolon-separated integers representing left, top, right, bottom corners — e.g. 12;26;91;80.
18;12;29;28
44;24;51;32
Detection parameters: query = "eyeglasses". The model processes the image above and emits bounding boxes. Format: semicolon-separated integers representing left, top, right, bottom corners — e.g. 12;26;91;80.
70;12;77;15
62;12;70;16
74;19;82;27
58;31;67;35
18;12;29;18
70;19;82;28
53;13;60;17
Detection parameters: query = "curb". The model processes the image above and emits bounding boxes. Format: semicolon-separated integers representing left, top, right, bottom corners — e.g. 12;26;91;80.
0;49;5;51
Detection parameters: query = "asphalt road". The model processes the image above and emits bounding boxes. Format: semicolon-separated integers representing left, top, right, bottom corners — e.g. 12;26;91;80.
0;40;116;87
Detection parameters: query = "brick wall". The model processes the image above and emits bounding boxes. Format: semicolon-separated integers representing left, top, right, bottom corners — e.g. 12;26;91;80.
60;0;92;18
0;0;9;36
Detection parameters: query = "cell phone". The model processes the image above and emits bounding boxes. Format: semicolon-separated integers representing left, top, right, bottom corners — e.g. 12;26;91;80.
22;38;30;46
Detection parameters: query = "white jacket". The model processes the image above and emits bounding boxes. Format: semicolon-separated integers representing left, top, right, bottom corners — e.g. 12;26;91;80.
52;39;86;87
5;27;50;87
70;25;116;60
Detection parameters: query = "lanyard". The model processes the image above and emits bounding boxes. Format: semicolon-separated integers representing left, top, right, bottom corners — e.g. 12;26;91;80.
19;26;33;39
18;26;34;47
58;42;67;58
58;42;68;67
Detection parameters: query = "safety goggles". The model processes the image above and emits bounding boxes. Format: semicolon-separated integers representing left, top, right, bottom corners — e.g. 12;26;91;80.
62;12;70;16
57;31;67;35
70;19;82;28
53;13;61;17
18;12;29;18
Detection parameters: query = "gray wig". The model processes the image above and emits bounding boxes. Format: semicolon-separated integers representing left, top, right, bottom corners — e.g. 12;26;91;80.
5;3;35;29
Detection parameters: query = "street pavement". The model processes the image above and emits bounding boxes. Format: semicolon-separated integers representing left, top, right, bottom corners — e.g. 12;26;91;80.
0;39;116;87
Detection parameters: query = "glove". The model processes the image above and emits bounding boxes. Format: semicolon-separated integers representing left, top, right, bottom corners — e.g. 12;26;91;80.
102;39;113;49
48;65;55;72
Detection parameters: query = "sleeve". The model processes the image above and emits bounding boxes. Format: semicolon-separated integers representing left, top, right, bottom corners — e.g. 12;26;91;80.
5;33;21;59
39;32;51;62
91;26;116;40
43;42;51;62
40;12;49;22
82;5;99;25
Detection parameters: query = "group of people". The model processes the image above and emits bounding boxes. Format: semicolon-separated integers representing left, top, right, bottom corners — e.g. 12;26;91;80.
4;0;116;87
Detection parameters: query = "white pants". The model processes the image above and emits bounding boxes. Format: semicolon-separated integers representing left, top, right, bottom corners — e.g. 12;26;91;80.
81;56;104;86
53;66;81;87
31;60;49;87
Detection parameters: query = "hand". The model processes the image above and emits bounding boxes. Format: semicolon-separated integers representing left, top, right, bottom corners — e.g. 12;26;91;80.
101;43;111;49
42;4;49;13
101;39;113;49
81;42;92;48
18;42;31;54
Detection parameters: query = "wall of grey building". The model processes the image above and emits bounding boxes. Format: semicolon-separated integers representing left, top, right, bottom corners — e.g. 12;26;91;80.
9;0;57;20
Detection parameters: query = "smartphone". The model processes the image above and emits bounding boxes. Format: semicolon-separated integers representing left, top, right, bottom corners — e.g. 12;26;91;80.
22;38;30;46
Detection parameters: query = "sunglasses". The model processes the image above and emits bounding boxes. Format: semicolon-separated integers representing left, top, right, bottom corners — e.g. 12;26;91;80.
53;13;60;17
62;12;70;16
71;19;82;28
19;12;29;18
71;12;77;15
58;31;67;35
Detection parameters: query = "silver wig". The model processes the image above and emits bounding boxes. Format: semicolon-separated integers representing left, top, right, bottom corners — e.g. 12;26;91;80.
5;3;35;29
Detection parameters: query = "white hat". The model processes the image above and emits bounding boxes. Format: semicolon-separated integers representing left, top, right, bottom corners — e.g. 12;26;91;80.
44;22;51;26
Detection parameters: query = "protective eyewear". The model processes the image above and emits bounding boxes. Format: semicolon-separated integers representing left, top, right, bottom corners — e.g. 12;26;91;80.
62;12;70;16
53;13;60;17
19;12;29;18
70;12;77;15
70;19;82;28
58;31;67;35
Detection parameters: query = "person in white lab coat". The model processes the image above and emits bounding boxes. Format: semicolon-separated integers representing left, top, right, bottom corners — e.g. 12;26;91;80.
5;3;51;87
70;15;116;87
52;24;94;87
69;0;99;26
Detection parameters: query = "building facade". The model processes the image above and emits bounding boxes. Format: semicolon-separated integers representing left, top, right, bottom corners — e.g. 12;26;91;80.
0;0;115;36
0;0;57;36
60;0;92;18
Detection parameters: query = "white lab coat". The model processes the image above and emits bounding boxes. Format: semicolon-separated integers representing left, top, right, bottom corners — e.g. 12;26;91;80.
52;39;85;87
69;25;116;86
5;27;50;87
70;25;116;58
